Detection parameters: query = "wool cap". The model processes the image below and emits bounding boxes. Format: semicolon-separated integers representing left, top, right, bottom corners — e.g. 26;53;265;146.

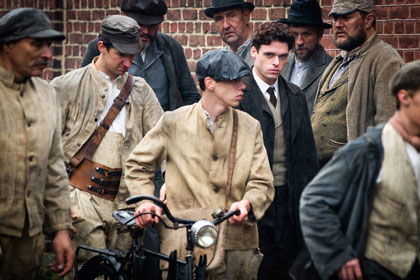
389;60;420;97
329;0;375;17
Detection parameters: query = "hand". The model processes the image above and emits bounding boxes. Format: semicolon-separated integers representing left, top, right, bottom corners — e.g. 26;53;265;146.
49;229;75;277
338;258;363;280
159;183;167;204
228;200;250;226
135;201;162;228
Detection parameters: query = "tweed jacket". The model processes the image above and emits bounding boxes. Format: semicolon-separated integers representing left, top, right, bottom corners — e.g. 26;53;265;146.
239;74;319;234
125;102;274;250
313;33;404;141
51;62;163;208
282;44;332;115
0;66;71;237
80;33;200;111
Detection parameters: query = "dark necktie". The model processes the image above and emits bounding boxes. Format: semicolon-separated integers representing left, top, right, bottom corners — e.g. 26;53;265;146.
267;87;277;108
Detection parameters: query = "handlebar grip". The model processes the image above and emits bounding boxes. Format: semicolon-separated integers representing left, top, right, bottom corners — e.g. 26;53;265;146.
213;209;241;226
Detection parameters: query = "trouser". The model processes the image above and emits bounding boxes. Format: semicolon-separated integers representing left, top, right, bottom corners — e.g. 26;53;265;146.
257;185;297;280
363;258;420;280
0;229;44;280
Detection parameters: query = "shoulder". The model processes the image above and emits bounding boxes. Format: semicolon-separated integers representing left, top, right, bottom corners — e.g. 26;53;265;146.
51;66;89;88
31;77;55;95
364;37;403;63
235;109;262;132
156;32;182;48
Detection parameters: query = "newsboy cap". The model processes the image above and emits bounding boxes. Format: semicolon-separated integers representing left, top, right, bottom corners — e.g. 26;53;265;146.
278;0;331;29
0;8;64;43
196;49;251;83
329;0;375;17
389;60;420;97
121;0;167;25
100;15;141;55
205;0;255;18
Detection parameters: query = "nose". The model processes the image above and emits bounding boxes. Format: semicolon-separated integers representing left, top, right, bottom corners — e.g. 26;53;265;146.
334;17;344;28
140;25;150;34
122;56;132;68
40;44;53;60
272;56;280;66
295;34;303;46
223;17;231;29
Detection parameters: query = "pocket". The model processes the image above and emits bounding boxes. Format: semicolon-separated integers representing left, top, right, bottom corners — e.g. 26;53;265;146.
328;139;347;148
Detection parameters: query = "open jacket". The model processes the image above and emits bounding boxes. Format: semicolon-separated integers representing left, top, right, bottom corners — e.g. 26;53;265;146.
299;125;384;280
239;74;319;238
282;44;332;115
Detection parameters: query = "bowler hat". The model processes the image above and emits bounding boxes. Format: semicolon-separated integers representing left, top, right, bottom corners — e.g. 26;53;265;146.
329;0;375;17
205;0;255;18
0;8;65;43
196;49;251;83
100;15;141;55
121;0;167;25
278;0;331;29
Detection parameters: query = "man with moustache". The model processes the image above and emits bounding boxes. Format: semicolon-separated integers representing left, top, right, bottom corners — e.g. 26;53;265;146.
81;0;200;112
311;0;404;167
0;8;74;279
239;22;319;279
205;0;255;67
279;0;333;115
51;15;163;270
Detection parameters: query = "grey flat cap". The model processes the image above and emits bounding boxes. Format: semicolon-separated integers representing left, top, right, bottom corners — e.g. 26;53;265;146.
100;15;141;55
329;0;375;17
390;60;420;96
196;49;251;83
0;8;65;43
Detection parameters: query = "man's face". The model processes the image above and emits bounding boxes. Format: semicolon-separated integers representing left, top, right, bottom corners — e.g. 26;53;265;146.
139;23;160;47
333;11;367;52
213;78;246;108
98;42;136;78
251;41;289;85
4;38;53;82
213;8;251;52
289;25;323;62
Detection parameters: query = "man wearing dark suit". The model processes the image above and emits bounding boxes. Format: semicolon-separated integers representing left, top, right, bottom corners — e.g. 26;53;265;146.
239;22;319;279
279;0;332;115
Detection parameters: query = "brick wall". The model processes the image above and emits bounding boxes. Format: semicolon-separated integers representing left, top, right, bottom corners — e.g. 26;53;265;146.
1;0;419;80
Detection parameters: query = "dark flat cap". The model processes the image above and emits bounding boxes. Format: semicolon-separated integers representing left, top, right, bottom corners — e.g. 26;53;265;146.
329;0;375;17
100;15;141;55
390;60;420;96
196;49;251;83
0;8;64;43
121;0;167;25
205;0;255;18
278;0;332;29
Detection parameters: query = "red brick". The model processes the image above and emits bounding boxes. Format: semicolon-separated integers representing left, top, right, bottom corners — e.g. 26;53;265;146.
382;36;398;48
384;21;393;34
203;22;211;33
375;7;388;20
186;22;194;33
173;35;188;45
189;35;205;47
406;21;415;33
411;7;420;19
161;22;170;33
184;48;192;59
170;22;177;33
264;0;275;6
399;35;419;48
251;8;267;20
390;6;407;19
178;22;186;33
415;50;420;60
92;10;105;20
183;9;197;20
195;22;201;32
167;9;181;20
269;8;285;20
207;35;223;46
77;10;90;21
187;60;196;72
403;51;414;62
193;49;201;59
69;33;83;44
394;21;404;34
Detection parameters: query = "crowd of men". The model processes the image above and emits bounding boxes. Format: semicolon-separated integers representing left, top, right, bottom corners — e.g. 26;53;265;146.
0;0;418;279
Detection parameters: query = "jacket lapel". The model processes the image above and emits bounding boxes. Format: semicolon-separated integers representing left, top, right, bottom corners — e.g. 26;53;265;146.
300;46;328;90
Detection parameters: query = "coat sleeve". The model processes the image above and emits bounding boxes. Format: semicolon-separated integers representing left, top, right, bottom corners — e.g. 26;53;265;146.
299;150;357;280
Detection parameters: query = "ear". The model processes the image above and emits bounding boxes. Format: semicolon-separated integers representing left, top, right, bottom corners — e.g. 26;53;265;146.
365;13;375;29
243;9;251;24
317;29;324;43
251;45;258;60
204;77;216;91
398;89;411;108
97;41;107;55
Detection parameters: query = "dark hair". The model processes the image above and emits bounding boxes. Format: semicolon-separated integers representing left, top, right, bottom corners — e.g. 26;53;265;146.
199;79;206;91
97;34;113;51
389;60;420;109
252;22;294;51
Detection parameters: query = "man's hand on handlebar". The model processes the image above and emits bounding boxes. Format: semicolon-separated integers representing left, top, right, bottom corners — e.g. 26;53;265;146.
135;201;162;228
228;200;250;226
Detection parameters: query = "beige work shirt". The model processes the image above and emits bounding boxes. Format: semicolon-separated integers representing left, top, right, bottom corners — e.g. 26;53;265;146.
51;61;163;208
0;66;71;237
125;102;274;250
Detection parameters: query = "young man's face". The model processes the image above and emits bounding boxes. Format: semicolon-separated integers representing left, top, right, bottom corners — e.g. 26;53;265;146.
289;25;323;62
3;38;53;82
138;23;160;48
213;78;246;108
333;11;368;52
98;42;136;78
213;8;251;52
251;41;289;85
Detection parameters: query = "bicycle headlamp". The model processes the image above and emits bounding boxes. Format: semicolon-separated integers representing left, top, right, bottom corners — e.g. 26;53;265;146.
191;220;218;248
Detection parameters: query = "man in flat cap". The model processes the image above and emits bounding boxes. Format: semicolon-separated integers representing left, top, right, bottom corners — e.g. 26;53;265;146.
311;0;404;167
238;22;319;280
81;0;200;112
279;0;333;115
125;49;274;279
205;0;255;67
51;15;163;271
0;7;74;279
300;60;420;280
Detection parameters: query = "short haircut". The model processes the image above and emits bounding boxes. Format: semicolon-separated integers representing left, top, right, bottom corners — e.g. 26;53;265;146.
359;10;376;29
389;60;420;109
97;34;113;51
252;22;294;51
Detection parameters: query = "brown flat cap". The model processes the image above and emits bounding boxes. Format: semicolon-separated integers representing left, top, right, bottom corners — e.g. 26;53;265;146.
329;0;375;17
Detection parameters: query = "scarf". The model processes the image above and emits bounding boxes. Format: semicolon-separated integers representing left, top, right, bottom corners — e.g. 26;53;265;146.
389;111;420;152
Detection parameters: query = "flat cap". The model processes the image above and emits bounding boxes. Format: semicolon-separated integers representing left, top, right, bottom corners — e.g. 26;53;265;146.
121;0;167;25
196;49;251;83
0;8;64;43
100;15;141;55
329;0;375;17
390;60;420;96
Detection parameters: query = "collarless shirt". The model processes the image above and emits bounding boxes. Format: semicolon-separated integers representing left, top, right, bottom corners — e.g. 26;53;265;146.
253;67;279;102
290;56;311;87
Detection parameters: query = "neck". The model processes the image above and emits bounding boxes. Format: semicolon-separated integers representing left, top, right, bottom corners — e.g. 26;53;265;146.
0;52;25;83
201;92;228;122
229;29;252;53
400;110;420;137
94;55;117;83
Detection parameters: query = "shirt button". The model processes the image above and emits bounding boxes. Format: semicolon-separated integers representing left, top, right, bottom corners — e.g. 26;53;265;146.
20;92;24;97
29;156;34;162
94;118;98;122
212;155;218;161
27;190;32;197
322;122;327;127
101;94;106;98
320;136;325;140
77;142;81;147
213;187;219;193
326;111;330;116
27;122;31;127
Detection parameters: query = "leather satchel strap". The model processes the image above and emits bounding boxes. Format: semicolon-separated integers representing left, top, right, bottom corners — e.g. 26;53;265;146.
69;74;135;170
224;109;238;211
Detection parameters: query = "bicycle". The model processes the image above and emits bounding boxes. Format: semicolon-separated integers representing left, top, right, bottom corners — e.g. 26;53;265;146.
74;195;239;280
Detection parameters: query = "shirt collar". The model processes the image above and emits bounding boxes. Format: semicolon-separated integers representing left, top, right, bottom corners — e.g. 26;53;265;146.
252;67;279;94
0;66;25;91
294;56;311;69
